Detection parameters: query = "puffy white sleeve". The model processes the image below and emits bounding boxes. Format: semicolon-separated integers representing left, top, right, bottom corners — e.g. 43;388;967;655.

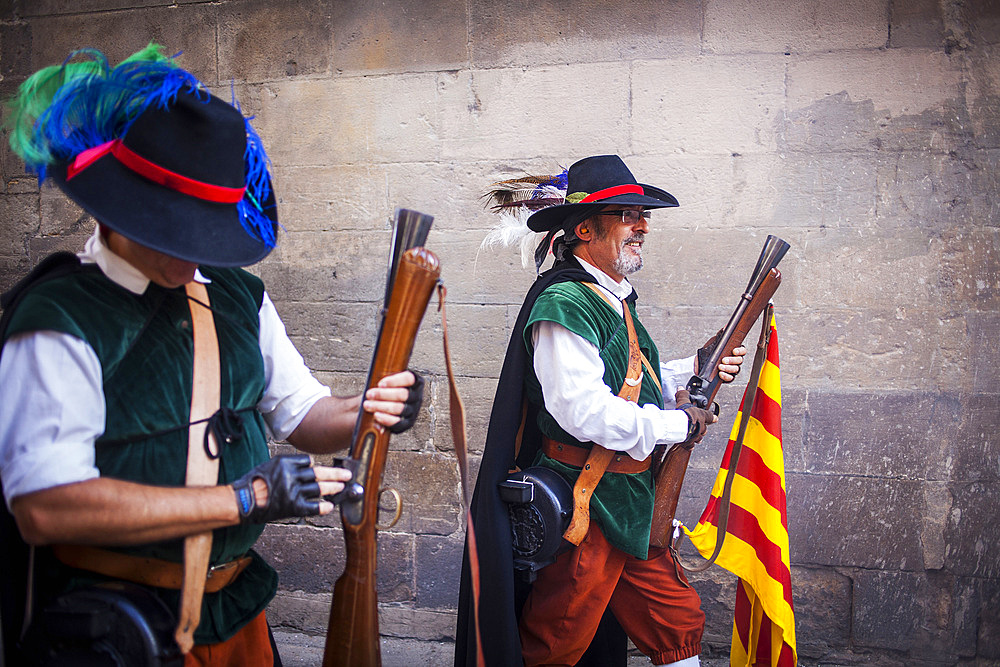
256;292;331;441
0;331;103;507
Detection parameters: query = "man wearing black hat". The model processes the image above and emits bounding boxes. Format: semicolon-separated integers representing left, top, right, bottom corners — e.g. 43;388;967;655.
0;47;422;665
456;155;745;667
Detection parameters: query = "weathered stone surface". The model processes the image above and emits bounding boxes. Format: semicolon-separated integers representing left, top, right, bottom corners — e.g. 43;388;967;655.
218;0;332;82
787;472;926;570
258;523;414;602
950;392;1000;482
801;391;960;480
437;66;631;161
853;570;970;660
27;7;219;84
889;0;944;49
469;0;701;68
414;533;464;609
0;193;37;256
704;0;888;54
330;0;468;75
633;56;786;156
253;75;444;167
383;450;462;536
945;479;1000;579
270;164;391;233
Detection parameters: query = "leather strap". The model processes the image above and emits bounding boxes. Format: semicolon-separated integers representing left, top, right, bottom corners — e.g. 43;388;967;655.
542;437;650;473
562;283;645;545
51;544;250;593
670;304;774;574
438;284;484;667
176;281;222;654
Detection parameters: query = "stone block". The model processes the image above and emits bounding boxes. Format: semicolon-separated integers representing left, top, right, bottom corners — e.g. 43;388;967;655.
267;589;331;634
379;607;457;642
437;66;631;162
434;375;499;455
0;255;31;294
785;50;966;153
0;193;37;256
410;302;510;379
889;0;944;48
414;533;464;609
27;7;219;85
383;450;462;536
853;569;968;660
270;164;392;234
786;566;852;656
633;56;786;156
801;390;959;480
20;1;201;17
940;228;1000;314
468;0;701;68
779;307;966;392
950;392;1000;481
786;472;926;570
218;0;332;82
279;300;381;375
258;523;414;602
704;0;888;54
253;75;443;167
0;19;31;78
39;184;91;236
259;227;392;304
945;479;1000;579
330;0;467;75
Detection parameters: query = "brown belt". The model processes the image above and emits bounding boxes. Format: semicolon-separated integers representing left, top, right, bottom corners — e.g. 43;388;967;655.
542;437;650;474
52;544;251;594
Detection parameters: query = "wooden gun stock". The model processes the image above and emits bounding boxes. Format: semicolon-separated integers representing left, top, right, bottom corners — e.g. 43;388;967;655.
648;236;789;549
322;247;440;667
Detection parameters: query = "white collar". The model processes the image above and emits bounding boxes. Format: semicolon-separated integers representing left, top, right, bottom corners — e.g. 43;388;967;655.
78;228;209;295
574;255;634;302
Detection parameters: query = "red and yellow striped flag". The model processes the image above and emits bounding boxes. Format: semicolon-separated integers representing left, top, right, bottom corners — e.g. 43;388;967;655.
684;313;796;666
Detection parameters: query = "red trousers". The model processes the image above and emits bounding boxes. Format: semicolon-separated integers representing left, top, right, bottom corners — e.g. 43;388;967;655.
519;524;704;667
185;610;274;667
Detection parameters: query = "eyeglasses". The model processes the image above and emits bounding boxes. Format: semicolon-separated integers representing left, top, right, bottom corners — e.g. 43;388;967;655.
600;210;651;224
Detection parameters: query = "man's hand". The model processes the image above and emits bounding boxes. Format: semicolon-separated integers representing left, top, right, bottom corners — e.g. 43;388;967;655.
717;345;747;383
363;370;424;433
674;389;718;444
694;329;747;383
233;454;352;524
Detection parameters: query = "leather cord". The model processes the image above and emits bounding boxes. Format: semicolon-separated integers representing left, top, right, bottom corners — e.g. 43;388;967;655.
670;303;774;574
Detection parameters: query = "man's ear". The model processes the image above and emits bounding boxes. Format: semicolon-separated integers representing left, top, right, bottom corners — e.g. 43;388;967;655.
575;220;593;241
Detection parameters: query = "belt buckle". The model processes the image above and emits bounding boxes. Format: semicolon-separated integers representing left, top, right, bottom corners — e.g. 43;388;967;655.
207;559;237;579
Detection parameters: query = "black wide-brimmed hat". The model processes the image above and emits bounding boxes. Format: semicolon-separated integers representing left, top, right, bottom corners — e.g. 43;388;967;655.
525;155;678;232
50;90;277;267
9;46;277;268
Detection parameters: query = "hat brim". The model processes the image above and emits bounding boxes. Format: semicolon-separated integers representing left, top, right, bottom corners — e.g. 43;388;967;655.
526;183;679;232
50;153;277;268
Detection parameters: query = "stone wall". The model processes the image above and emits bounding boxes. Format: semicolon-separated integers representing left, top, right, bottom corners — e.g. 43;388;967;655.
1;1;997;664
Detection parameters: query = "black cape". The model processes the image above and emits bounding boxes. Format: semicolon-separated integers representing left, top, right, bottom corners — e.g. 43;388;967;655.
455;257;633;667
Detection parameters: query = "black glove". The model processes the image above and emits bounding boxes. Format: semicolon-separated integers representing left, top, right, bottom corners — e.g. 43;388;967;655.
388;370;424;434
674;389;715;445
232;454;321;524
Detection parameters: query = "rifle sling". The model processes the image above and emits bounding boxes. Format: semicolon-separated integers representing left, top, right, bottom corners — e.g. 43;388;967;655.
175;281;222;653
669;303;774;574
437;284;485;667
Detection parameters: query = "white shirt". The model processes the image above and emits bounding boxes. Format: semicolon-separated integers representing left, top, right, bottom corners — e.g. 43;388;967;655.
0;230;331;507
531;257;695;462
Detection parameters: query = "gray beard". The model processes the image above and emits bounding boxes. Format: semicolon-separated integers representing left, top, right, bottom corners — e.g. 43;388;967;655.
615;239;643;276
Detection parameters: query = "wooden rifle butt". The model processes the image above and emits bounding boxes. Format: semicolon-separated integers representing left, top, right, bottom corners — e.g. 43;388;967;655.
322;247;440;667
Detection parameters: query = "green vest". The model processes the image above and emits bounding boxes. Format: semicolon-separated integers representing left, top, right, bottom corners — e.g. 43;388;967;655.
524;281;664;559
4;266;277;644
